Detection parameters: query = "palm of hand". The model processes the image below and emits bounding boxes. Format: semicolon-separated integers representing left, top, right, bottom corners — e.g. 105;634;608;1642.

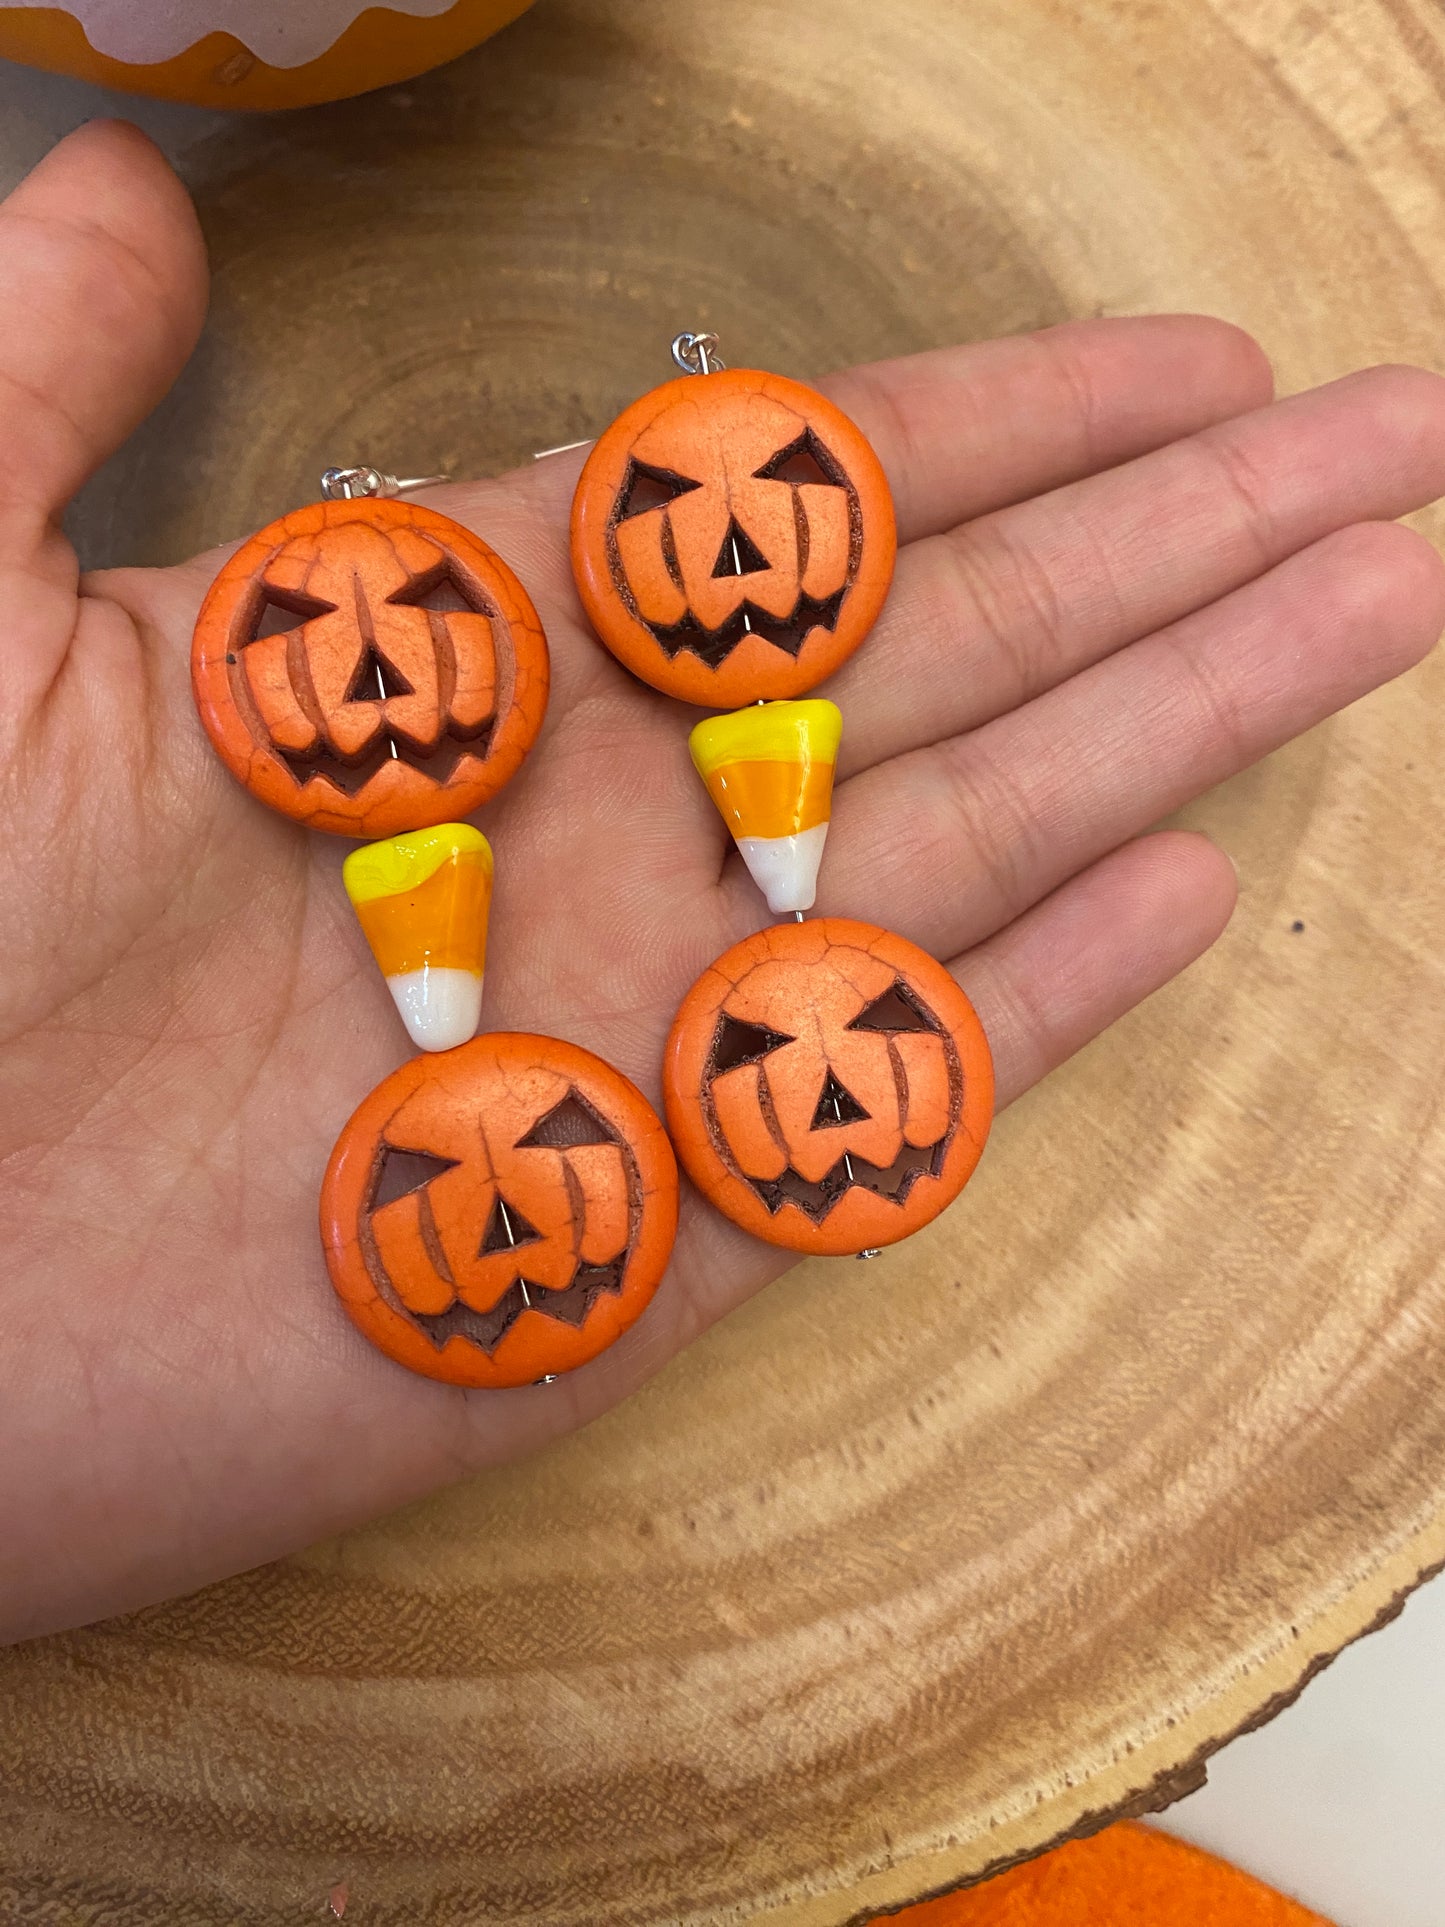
3;123;1443;1643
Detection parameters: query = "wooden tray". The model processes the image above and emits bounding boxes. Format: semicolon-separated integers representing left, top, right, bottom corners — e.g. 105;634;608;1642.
3;0;1445;1919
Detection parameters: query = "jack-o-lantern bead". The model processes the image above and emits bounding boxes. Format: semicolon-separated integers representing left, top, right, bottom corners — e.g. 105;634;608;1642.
321;1033;678;1388
192;496;549;839
665;918;993;1257
570;369;897;707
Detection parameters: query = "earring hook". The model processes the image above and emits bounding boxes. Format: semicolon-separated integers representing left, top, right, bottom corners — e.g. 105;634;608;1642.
320;465;449;502
670;330;726;375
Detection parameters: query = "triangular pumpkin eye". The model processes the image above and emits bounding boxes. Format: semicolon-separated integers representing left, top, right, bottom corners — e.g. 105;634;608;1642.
389;563;492;617
250;587;336;640
370;1145;461;1210
616;458;704;521
753;427;844;490
712;1014;796;1073
516;1092;618;1149
846;981;940;1034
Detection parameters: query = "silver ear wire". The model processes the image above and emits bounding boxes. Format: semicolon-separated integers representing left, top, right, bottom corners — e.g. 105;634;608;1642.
320;465;449;501
671;330;725;375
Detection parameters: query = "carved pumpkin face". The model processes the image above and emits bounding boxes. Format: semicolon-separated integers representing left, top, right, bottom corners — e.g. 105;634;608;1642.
192;498;549;838
665;919;993;1256
321;1034;678;1388
571;370;897;707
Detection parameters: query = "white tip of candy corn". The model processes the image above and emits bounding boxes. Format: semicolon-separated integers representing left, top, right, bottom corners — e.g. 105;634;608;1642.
387;967;484;1053
736;825;829;914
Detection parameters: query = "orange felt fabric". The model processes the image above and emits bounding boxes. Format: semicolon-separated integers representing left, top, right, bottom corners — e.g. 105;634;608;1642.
879;1822;1333;1925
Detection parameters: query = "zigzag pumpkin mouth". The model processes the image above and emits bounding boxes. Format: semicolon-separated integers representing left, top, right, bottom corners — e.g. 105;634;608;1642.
644;586;848;668
744;1138;946;1223
409;1257;627;1356
275;716;496;794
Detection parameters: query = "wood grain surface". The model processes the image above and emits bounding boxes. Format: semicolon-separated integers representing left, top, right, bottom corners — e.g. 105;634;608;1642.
3;1;1445;1920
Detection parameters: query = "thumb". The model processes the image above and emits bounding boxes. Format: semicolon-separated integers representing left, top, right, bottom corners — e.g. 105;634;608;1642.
0;120;207;563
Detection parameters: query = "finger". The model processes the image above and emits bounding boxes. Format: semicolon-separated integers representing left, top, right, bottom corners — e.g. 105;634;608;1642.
819;314;1273;543
811;520;1445;960
955;830;1238;1108
834;363;1445;775
0;121;207;550
517;314;1273;543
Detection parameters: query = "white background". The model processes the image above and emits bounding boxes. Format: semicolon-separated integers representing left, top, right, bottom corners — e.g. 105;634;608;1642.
1159;1570;1445;1926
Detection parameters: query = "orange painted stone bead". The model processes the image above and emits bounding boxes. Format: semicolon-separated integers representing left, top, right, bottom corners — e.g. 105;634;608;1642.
570;368;897;706
664;918;993;1257
321;1034;678;1389
191;496;549;838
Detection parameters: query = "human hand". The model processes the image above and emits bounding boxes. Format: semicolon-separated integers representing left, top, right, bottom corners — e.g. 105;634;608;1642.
3;122;1442;1643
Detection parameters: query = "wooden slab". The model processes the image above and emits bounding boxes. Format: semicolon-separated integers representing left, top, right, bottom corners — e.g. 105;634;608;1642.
3;0;1445;1919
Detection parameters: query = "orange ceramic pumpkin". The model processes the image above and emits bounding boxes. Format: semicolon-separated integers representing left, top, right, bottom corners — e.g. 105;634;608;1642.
321;1033;679;1388
191;496;549;839
571;369;897;707
0;0;534;111
665;918;993;1257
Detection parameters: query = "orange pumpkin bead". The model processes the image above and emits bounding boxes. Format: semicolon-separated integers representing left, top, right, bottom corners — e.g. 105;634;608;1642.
321;1034;678;1389
191;496;549;839
664;919;993;1257
570;369;897;707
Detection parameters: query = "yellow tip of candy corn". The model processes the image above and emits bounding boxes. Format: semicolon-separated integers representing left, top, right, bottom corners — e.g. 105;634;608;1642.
688;701;841;914
343;823;493;1053
342;821;492;906
688;699;842;781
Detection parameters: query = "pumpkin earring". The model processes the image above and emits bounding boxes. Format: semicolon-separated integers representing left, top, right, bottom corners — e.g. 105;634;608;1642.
570;334;994;1257
570;332;897;708
191;464;678;1387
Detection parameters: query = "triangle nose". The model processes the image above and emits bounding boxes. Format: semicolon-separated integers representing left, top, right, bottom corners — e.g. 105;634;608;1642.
343;638;414;704
811;1069;871;1129
479;1191;544;1256
711;516;770;578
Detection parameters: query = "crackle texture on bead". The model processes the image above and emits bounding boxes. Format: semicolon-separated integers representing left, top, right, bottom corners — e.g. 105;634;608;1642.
191;496;549;838
570;369;896;707
665;918;993;1257
321;1034;678;1388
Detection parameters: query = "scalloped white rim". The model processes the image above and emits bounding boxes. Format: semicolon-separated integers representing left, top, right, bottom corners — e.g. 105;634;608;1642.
63;0;461;70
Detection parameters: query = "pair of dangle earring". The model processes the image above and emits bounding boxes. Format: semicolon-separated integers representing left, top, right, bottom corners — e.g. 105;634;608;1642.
186;328;993;1390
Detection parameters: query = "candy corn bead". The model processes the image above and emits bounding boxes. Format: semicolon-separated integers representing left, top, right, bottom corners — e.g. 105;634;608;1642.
689;699;841;914
342;824;493;1052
